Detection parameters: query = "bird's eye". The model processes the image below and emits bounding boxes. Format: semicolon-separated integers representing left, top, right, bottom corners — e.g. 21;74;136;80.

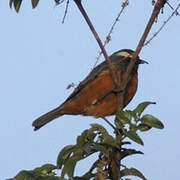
126;58;131;63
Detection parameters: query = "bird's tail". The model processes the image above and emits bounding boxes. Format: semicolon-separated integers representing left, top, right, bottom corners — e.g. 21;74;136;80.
32;106;64;131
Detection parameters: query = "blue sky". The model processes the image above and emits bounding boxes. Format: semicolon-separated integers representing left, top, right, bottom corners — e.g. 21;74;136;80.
1;0;180;179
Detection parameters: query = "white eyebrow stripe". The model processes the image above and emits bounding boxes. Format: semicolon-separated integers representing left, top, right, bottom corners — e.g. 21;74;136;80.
115;51;133;58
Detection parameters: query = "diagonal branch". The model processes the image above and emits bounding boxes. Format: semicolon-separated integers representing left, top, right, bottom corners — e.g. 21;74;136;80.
62;0;70;24
73;0;119;87
93;0;129;68
117;0;167;109
144;3;180;46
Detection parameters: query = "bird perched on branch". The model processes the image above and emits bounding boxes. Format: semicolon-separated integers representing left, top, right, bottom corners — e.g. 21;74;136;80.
32;49;147;130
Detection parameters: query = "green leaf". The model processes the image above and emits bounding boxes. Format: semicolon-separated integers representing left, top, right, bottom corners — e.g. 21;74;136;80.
13;170;36;179
34;164;57;175
87;130;96;142
103;135;120;149
56;145;75;169
61;159;76;178
125;110;136;119
129;124;137;131
134;101;156;116
116;110;131;124
90;123;109;137
32;0;40;8
141;114;164;129
125;130;144;145
12;0;23;13
15;0;22;13
91;144;109;156
115;117;123;129
9;0;13;8
121;148;143;160
76;130;88;146
121;168;147;180
61;152;84;178
91;124;119;148
9;170;60;180
54;0;61;5
90;124;119;148
137;123;152;132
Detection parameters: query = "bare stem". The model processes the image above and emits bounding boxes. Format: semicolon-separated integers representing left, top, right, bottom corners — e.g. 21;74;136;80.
62;0;69;24
93;0;129;68
73;0;119;87
117;0;167;109
102;117;117;132
144;3;180;46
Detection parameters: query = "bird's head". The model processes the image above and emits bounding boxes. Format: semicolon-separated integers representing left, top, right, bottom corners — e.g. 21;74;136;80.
110;49;148;71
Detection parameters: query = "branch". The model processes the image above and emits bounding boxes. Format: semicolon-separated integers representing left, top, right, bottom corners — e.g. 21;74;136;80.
166;1;180;14
62;0;69;24
93;0;129;68
109;149;121;180
117;0;167;109
102;117;117;132
144;3;180;46
73;0;119;87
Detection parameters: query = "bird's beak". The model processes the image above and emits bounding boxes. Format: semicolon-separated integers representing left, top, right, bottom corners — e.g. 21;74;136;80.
138;59;148;64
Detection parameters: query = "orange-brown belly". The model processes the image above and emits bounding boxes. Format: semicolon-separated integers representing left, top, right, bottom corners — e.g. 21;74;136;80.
61;70;138;117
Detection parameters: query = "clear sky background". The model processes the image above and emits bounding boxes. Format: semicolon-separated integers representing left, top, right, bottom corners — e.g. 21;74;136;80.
1;1;180;179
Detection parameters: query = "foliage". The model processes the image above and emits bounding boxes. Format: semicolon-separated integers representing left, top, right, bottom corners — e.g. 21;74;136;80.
9;0;62;12
9;0;69;13
7;164;59;180
9;102;164;180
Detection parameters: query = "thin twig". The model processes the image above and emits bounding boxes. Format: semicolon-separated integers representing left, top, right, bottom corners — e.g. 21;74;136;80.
66;82;75;89
93;0;129;68
73;0;119;88
166;1;174;11
144;3;180;46
166;1;179;14
120;164;127;168
62;0;69;24
102;117;117;132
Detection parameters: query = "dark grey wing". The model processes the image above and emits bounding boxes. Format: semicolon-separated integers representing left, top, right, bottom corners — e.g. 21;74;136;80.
64;60;108;102
63;51;126;103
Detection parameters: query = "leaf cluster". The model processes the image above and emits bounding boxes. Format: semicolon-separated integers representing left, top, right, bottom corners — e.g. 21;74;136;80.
9;0;62;13
9;102;164;180
115;101;164;145
7;164;59;180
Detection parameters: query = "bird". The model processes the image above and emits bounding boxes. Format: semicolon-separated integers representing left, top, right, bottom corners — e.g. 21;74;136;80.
32;49;147;130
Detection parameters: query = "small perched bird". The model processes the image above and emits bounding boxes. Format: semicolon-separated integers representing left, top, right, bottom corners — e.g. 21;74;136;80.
32;49;147;130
